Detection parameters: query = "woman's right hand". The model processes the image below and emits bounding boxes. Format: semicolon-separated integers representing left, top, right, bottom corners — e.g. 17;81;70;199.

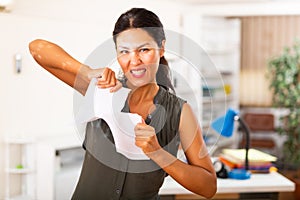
89;67;122;92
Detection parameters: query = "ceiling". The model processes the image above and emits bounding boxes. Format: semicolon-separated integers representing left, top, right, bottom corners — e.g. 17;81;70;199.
171;0;274;4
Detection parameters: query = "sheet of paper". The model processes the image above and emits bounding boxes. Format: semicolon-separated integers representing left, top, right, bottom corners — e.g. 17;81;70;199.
222;148;277;162
75;79;149;160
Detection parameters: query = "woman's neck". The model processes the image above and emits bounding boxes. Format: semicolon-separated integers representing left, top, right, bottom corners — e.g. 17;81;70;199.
128;83;159;120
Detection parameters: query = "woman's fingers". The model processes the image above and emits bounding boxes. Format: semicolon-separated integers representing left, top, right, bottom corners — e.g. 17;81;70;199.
135;123;153;139
134;123;161;154
99;69;112;85
109;80;122;93
96;67;117;88
134;122;152;133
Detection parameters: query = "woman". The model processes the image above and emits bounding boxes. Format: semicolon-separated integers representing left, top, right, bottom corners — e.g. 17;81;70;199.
29;8;216;200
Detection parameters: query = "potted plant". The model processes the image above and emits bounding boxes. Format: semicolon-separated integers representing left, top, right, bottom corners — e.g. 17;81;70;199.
267;40;300;198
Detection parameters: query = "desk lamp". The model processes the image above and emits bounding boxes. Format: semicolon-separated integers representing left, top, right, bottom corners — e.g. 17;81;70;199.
211;108;251;179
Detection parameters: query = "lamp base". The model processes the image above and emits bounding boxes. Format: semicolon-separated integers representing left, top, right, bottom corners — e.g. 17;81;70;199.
228;169;251;180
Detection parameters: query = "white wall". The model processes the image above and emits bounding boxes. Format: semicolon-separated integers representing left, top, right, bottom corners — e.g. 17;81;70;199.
179;0;300;16
0;0;184;198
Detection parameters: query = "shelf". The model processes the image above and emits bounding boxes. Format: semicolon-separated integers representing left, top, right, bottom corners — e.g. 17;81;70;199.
180;15;240;155
202;96;233;104
205;48;239;55
6;168;35;174
4;137;35;144
174;87;200;95
6;194;35;200
5;137;36;199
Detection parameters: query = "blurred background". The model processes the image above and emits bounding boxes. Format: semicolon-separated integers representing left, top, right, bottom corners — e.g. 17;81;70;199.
1;0;300;199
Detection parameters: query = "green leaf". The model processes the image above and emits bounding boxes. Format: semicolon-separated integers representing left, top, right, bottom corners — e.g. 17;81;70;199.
267;39;300;166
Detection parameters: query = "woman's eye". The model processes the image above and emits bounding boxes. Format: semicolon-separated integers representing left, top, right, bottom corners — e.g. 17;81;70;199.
139;48;150;53
119;50;129;54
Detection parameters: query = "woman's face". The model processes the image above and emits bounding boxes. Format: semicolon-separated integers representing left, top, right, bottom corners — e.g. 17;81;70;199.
116;28;165;89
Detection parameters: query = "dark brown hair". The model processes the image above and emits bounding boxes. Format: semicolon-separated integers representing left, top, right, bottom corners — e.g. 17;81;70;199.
113;8;175;92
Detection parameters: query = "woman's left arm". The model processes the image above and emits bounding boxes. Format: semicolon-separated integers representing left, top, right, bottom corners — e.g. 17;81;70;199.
137;103;217;199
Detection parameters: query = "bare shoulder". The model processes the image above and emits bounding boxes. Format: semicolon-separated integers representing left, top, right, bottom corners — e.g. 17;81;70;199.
179;103;198;131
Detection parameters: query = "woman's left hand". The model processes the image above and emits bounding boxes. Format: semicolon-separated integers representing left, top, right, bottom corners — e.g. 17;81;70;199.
134;122;161;155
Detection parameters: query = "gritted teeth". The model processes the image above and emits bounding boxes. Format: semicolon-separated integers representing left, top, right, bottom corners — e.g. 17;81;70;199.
130;68;146;76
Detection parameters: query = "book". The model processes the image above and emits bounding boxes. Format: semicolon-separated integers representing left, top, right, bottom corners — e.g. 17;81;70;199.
220;149;277;167
222;148;277;163
219;148;277;173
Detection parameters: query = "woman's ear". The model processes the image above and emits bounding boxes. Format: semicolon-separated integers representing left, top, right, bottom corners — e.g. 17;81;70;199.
160;40;166;57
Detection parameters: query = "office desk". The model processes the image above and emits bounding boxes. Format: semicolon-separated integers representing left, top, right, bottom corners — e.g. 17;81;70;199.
159;172;295;200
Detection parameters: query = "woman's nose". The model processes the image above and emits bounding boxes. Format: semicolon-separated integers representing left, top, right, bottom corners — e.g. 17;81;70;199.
130;51;141;65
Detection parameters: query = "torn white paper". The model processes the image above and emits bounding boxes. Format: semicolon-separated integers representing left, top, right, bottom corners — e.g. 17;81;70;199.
75;79;149;160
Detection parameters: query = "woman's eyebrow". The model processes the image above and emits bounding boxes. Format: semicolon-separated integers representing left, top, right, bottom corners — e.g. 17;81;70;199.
137;43;152;48
117;42;152;49
117;46;130;50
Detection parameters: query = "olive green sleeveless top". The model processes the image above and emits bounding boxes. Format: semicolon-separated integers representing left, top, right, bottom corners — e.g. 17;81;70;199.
72;86;186;200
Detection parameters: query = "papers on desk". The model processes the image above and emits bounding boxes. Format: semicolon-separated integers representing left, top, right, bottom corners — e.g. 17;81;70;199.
223;148;277;163
219;148;277;173
75;79;149;160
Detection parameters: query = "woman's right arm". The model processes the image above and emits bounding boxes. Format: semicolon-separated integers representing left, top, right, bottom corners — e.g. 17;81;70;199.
29;39;118;96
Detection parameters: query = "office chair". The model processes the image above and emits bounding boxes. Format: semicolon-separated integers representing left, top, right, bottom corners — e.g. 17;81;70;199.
239;113;280;157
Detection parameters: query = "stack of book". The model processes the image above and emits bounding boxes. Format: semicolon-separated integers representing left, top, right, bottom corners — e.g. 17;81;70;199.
219;148;277;173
